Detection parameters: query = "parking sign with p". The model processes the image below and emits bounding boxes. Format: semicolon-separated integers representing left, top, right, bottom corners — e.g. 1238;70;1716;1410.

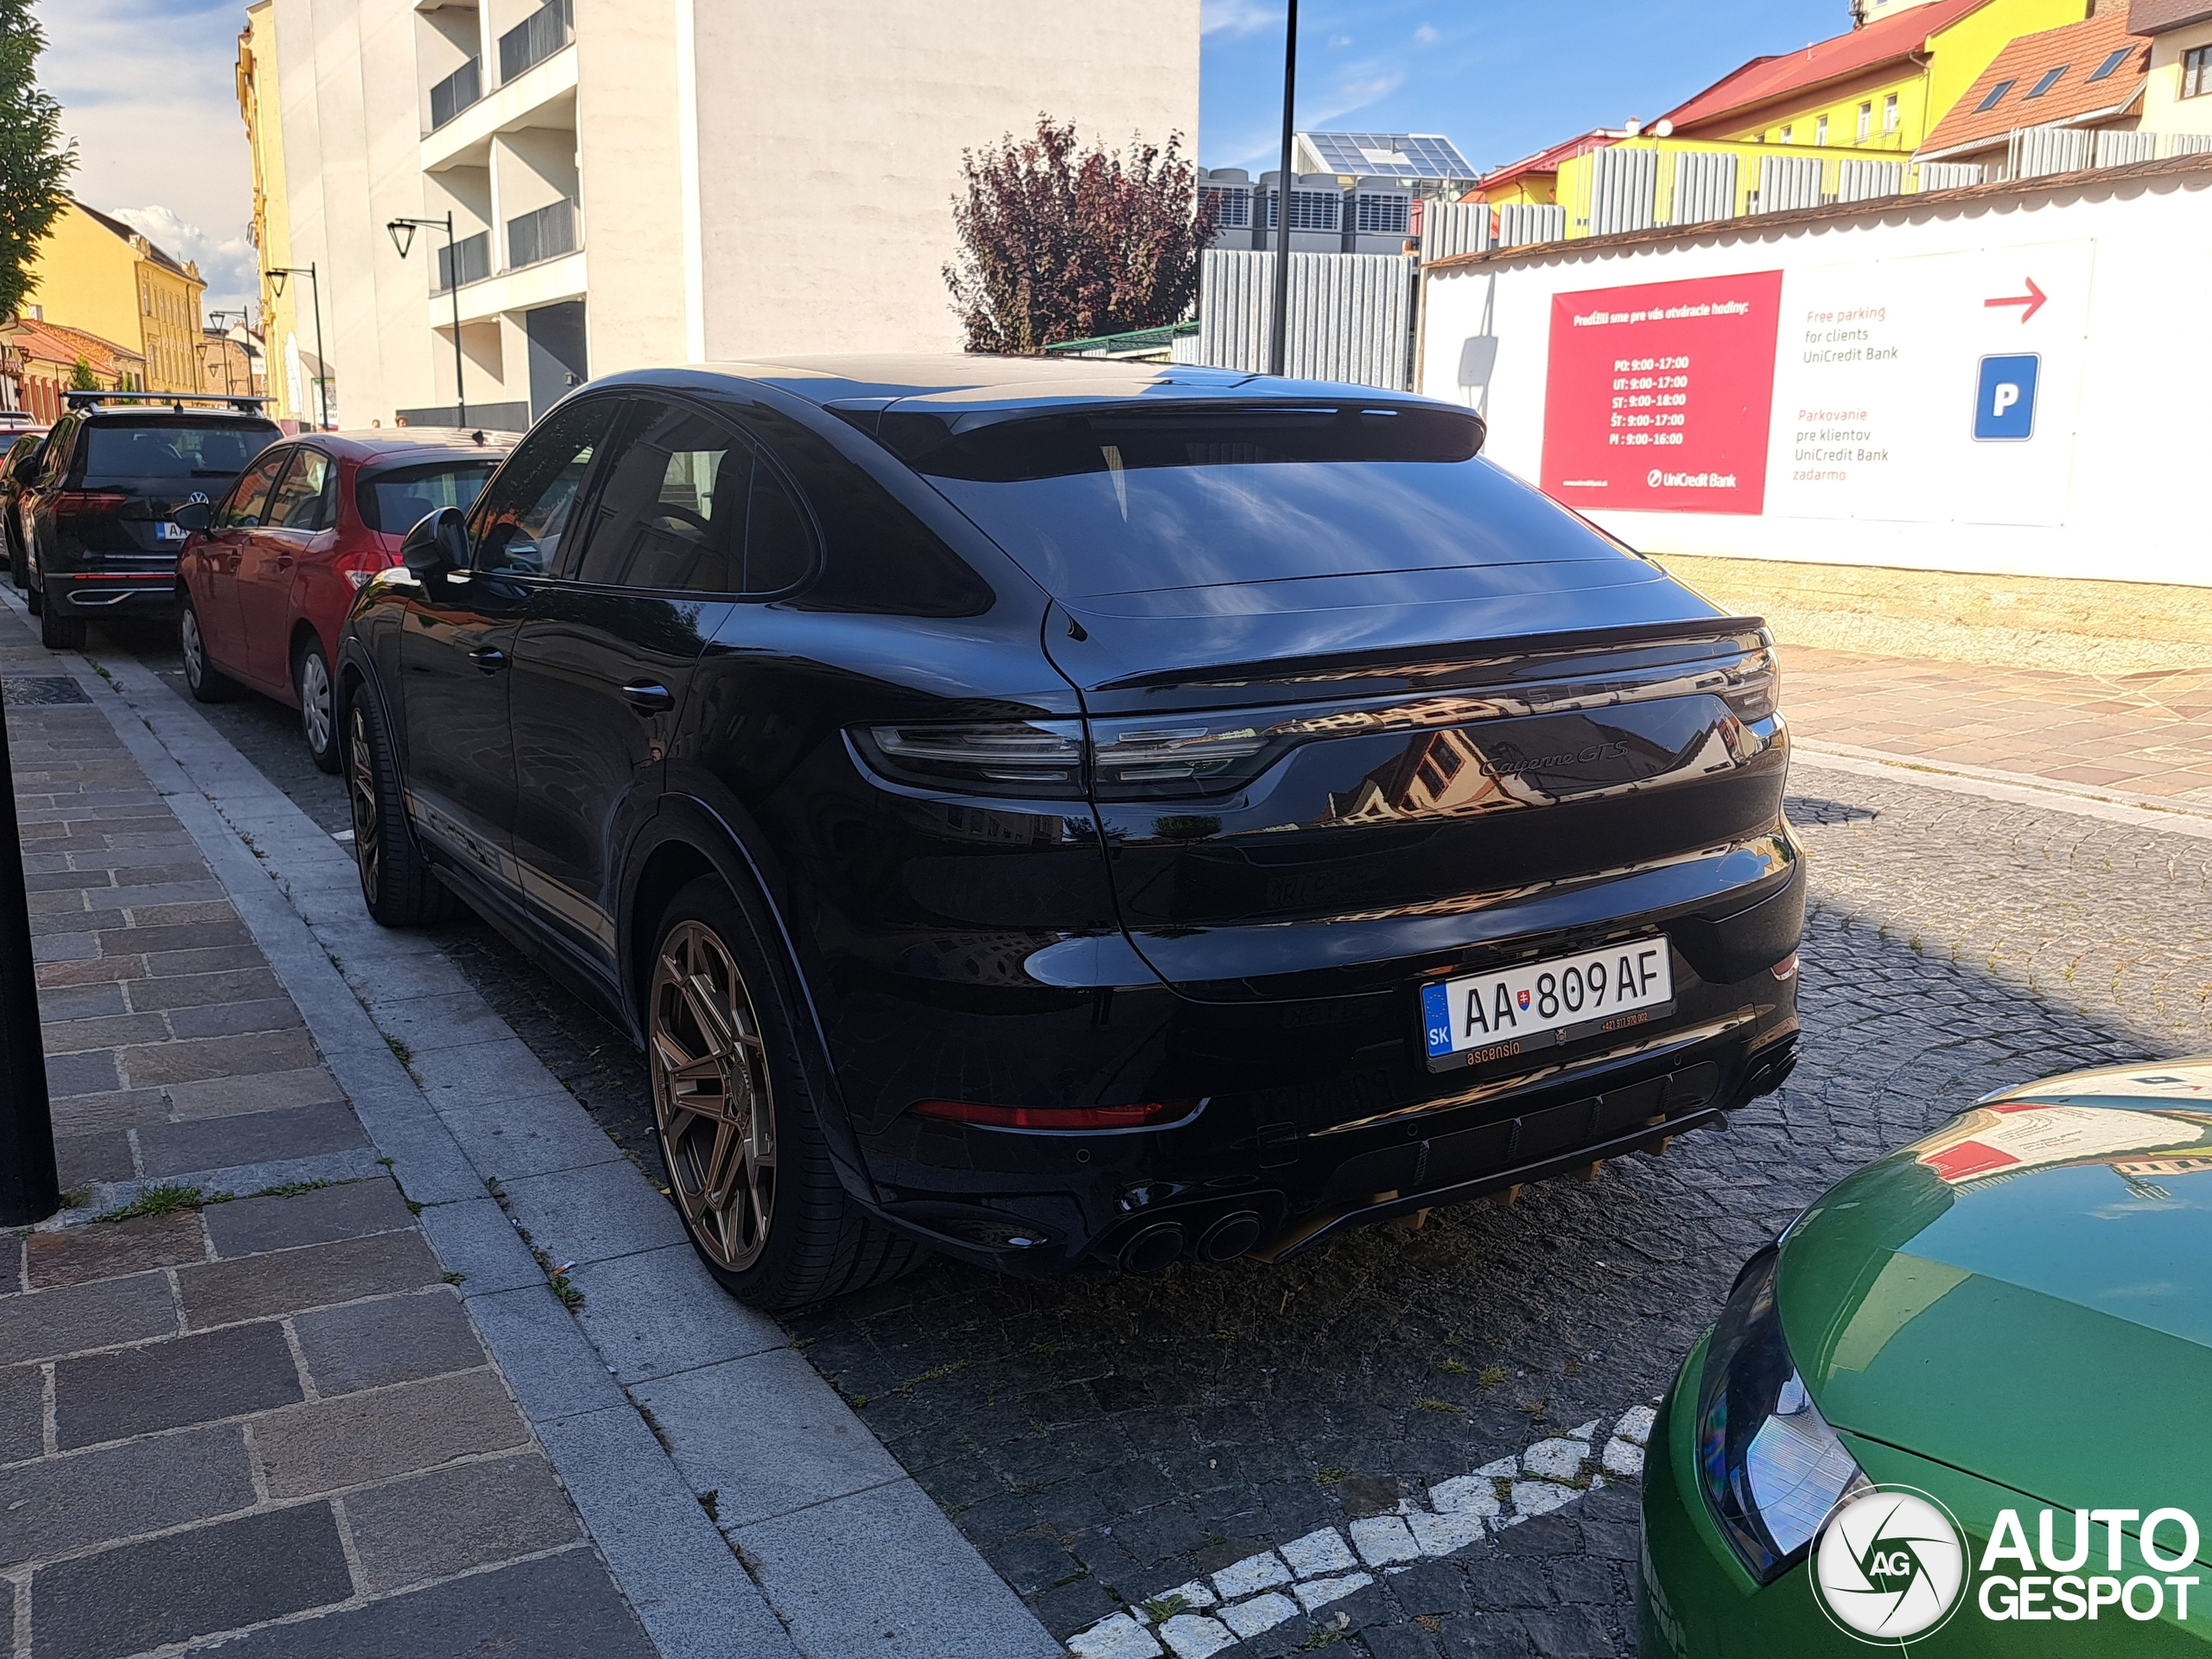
1974;353;2040;441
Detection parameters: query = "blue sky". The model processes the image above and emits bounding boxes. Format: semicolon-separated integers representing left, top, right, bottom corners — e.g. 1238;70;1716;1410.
1198;0;1853;175
32;0;1861;318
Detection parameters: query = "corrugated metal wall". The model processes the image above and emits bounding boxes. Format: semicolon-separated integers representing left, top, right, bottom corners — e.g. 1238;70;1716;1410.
1419;201;1494;263
1917;161;1986;190
2012;125;2094;178
1835;158;1905;203
1757;155;1824;213
1587;147;1660;236
1669;150;1738;226
1192;250;1417;389
1497;203;1567;247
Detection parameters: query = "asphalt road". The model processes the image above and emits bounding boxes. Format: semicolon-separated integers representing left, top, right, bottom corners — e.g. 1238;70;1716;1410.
85;619;2212;1656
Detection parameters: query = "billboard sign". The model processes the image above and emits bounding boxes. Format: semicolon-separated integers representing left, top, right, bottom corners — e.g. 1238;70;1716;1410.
1537;242;2095;530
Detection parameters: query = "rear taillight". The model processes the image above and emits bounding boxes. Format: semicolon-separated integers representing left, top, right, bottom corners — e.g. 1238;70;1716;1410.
909;1099;1196;1131
52;491;127;522
851;721;1084;797
335;548;397;590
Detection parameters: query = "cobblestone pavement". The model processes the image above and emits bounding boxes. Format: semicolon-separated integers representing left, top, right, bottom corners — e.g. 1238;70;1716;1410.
74;623;2212;1656
1784;644;2212;804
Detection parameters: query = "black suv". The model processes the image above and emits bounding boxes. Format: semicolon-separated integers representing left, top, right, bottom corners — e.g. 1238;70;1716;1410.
20;394;279;650
338;358;1803;1310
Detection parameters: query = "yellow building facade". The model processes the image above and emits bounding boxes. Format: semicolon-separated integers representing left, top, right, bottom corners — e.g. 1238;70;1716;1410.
237;1;304;424
21;201;207;396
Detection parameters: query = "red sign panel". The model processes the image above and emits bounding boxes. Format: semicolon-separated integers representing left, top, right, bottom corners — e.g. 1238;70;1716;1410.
1539;270;1784;517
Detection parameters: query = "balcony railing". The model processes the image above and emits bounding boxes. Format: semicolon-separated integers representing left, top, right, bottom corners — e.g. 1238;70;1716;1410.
428;58;480;131
506;198;578;270
435;230;493;294
498;0;572;83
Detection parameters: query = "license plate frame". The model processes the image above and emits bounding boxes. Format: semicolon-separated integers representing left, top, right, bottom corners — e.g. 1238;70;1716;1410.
154;521;186;542
1421;938;1675;1074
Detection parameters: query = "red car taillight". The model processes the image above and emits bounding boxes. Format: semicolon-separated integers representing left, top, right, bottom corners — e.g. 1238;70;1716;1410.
908;1099;1196;1131
51;491;127;523
334;547;398;590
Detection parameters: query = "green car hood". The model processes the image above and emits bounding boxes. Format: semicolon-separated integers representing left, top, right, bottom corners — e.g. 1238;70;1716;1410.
1779;1059;2212;1520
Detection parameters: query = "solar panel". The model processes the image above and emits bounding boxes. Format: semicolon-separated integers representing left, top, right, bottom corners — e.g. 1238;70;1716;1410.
1297;131;1477;181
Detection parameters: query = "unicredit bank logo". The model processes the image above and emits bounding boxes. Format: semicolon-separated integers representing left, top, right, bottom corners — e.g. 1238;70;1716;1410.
1812;1487;1969;1642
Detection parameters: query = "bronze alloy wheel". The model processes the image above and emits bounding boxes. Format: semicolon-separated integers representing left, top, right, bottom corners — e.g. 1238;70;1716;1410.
651;919;778;1272
347;702;382;905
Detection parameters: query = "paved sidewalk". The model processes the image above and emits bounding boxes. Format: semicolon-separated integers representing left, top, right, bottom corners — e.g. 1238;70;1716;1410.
1784;645;2212;806
2;625;652;1654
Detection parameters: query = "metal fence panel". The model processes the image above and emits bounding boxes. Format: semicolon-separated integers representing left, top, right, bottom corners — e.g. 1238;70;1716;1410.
1669;150;1738;226
1756;155;1823;213
2093;130;2157;168
1419;201;1493;264
1497;203;1567;247
2167;131;2212;156
2012;125;2094;179
1588;147;1659;237
1916;161;1986;191
1192;250;1416;389
1835;158;1905;204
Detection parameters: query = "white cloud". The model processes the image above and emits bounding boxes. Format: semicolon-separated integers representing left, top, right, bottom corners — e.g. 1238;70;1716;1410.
1414;23;1441;44
33;0;255;316
1203;0;1283;37
1330;34;1355;48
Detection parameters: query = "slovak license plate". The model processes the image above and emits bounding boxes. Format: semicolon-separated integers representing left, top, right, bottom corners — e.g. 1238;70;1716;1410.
155;521;186;541
1421;938;1674;1073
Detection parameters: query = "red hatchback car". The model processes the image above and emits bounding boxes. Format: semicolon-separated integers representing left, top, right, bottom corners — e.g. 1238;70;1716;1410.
176;429;512;769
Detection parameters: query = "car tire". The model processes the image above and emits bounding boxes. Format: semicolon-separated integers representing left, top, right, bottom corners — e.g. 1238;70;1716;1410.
179;593;241;703
38;599;85;652
295;636;340;773
646;874;920;1311
23;575;40;613
345;688;454;927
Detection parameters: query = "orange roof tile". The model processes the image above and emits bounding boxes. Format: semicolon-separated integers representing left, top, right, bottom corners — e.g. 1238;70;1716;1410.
1662;0;1994;133
1921;10;2149;154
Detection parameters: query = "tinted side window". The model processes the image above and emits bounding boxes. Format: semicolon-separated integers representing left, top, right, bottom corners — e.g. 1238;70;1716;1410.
719;400;989;616
220;450;289;528
471;398;621;575
575;402;750;593
265;448;336;531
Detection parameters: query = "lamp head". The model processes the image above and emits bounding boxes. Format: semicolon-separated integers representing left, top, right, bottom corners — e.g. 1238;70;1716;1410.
387;220;416;259
266;270;287;297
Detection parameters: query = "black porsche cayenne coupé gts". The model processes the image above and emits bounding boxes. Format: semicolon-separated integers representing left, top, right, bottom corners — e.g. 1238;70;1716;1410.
335;356;1803;1308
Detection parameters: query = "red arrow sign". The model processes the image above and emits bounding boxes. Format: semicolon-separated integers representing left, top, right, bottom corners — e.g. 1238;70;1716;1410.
1985;277;2047;322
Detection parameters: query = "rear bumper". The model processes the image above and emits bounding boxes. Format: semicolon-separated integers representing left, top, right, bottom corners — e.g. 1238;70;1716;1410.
45;574;178;619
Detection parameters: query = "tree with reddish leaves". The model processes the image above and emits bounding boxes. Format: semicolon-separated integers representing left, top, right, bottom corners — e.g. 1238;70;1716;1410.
945;115;1212;354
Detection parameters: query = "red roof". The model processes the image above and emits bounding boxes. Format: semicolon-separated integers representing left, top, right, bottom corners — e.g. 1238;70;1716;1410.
5;318;143;375
1662;0;1994;133
1469;129;1620;195
1922;10;2149;154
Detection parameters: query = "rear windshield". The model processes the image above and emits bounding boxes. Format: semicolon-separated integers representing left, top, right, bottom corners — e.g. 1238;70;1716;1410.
355;460;499;534
904;404;1627;600
80;419;279;488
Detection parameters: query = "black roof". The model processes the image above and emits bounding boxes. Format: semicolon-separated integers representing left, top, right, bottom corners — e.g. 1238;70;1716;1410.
589;355;1438;421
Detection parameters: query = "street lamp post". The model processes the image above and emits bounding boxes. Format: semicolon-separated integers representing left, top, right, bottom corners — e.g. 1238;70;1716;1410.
205;307;247;397
1269;0;1300;377
386;214;467;428
265;264;330;430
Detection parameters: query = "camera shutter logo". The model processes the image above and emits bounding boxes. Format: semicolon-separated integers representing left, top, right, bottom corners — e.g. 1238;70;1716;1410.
1812;1486;1969;1642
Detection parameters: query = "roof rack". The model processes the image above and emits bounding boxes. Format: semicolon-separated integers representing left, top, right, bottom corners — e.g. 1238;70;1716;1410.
62;391;273;413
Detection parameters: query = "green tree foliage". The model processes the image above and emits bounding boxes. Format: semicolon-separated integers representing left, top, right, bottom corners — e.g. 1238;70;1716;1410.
0;0;73;318
67;355;95;391
945;115;1211;354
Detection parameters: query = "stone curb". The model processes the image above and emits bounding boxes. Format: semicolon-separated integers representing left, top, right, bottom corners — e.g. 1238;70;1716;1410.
1793;740;2212;837
10;601;1057;1659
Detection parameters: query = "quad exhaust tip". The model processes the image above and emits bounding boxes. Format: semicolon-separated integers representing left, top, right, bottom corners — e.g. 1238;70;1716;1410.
1198;1211;1262;1262
1120;1210;1265;1274
1119;1224;1185;1274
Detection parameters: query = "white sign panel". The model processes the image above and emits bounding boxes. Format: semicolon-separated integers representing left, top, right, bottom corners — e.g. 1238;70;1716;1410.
1763;241;2096;528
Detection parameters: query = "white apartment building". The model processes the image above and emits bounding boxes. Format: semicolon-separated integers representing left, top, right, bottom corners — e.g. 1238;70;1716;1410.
254;0;1199;429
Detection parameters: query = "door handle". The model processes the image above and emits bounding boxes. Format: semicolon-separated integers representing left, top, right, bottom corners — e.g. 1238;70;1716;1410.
620;680;674;714
467;646;508;673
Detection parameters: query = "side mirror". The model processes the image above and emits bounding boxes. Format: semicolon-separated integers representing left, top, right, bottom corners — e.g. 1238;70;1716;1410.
400;505;472;578
170;501;211;533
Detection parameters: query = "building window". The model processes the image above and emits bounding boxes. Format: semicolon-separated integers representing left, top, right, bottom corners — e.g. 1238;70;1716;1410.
2025;66;2068;99
1815;114;1828;145
2088;46;2134;83
2188;45;2212;99
1885;92;1900;132
1975;78;2018;111
1780;124;1793;143
1857;101;1872;141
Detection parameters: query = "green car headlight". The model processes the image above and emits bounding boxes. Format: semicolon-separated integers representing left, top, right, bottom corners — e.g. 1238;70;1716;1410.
1696;1246;1871;1582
